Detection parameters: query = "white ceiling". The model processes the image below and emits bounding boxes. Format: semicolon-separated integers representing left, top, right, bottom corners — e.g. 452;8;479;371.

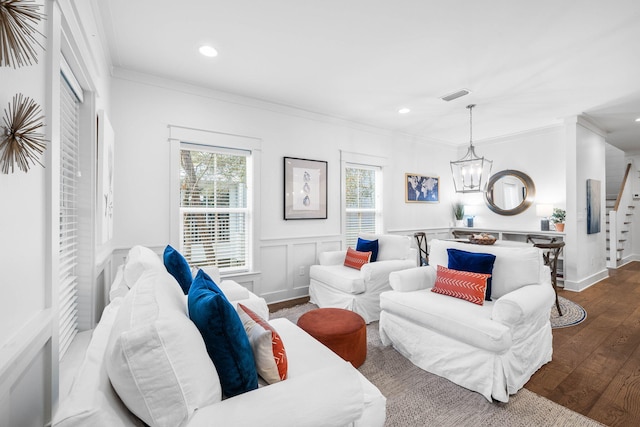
97;0;640;151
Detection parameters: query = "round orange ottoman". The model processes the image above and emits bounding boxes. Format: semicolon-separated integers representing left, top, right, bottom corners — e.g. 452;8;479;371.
297;308;367;368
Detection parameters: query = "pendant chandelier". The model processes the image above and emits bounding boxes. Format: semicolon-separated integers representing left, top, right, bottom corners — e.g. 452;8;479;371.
450;104;493;193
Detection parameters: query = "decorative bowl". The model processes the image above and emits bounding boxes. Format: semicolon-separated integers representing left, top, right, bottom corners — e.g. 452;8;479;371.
468;234;497;245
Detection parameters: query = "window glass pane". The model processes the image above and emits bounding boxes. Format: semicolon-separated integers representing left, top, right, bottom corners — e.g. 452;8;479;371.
180;150;247;208
346;167;376;209
179;148;249;271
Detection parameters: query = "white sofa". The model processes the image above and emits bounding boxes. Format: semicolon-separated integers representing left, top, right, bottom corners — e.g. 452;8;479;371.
54;246;386;427
379;239;555;402
309;234;418;323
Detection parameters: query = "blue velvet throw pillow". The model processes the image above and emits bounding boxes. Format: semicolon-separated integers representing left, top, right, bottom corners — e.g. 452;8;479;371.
163;245;192;294
447;248;496;301
188;270;258;397
356;238;379;262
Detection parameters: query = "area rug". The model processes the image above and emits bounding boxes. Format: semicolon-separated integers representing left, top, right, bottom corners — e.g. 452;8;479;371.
271;303;603;427
551;296;587;329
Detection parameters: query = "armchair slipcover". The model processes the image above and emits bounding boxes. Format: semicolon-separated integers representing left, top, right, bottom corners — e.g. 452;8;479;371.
309;234;417;323
379;239;555;402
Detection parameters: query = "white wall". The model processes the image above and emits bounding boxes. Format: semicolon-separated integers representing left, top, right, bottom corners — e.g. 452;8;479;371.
564;117;608;291
0;0;112;424
110;70;457;302
606;143;626;199
452;126;566;231
0;0;49;423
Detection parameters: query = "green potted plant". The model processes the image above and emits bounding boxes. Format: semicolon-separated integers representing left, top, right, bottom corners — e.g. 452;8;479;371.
550;208;566;232
453;203;465;227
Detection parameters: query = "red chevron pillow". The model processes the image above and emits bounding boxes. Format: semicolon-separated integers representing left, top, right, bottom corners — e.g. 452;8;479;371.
344;247;372;270
431;265;490;305
237;304;288;384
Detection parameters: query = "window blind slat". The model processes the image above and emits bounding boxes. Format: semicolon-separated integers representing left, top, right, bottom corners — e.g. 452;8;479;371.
58;72;81;360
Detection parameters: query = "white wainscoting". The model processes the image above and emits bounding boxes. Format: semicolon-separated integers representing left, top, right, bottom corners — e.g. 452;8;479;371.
109;238;345;305
259;235;343;303
108;231;458;306
0;309;52;427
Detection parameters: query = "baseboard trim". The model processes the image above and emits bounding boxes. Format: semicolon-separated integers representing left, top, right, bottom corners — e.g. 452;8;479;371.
563;269;609;292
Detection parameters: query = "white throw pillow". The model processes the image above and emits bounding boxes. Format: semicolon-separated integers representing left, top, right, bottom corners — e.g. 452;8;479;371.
359;233;410;261
109;265;129;302
199;265;222;284
218;280;250;301
123;245;164;289
106;269;222;427
53;298;145;427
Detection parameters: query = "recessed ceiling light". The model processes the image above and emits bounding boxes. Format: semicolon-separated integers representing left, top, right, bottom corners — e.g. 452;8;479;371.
398;108;411;114
199;45;218;57
635;117;640;122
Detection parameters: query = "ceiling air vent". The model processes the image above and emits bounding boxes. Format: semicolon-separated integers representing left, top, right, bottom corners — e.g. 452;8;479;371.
440;89;471;102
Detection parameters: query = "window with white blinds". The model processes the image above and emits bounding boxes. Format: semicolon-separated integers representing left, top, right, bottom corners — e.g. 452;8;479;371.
59;72;81;359
345;164;381;248
179;144;250;272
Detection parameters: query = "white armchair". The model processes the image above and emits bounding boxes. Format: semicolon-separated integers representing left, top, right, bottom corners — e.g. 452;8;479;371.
309;234;417;323
379;239;555;402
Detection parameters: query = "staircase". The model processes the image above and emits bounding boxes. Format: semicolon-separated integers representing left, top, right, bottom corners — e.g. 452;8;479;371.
606;163;635;268
606;198;633;266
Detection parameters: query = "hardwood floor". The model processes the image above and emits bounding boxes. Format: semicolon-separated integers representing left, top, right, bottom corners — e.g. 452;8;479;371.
526;262;640;427
268;296;309;313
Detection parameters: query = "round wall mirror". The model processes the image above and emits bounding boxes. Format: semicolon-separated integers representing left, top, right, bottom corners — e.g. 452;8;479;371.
484;170;535;216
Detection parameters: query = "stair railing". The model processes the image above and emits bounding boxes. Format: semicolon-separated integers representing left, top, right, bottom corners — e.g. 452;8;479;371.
609;163;633;268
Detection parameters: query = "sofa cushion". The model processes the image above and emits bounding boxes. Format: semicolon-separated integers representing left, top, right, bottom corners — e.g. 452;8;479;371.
359;233;411;261
106;269;222;427
163;245;192;294
356;238;379;262
123;245;164;288
344;247;372;270
237;303;288;384
380;290;512;352
447;248;496;300
431;265;490;305
53;299;145;427
188;269;259;397
310;264;366;294
429;239;542;299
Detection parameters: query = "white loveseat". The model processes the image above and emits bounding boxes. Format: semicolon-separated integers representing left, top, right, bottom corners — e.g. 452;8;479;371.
309;234;417;323
379;239;555;402
54;246;386;427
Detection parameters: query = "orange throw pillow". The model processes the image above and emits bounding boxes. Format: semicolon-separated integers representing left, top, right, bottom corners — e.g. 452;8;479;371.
237;304;288;384
344;247;372;270
431;265;490;305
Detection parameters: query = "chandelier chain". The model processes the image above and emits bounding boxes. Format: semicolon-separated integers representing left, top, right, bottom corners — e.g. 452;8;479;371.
467;104;475;146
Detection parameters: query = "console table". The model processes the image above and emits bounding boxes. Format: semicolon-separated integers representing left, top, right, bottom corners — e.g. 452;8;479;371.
451;228;565;243
450;227;566;286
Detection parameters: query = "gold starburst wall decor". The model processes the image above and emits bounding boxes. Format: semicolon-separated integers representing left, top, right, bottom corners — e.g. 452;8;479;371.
0;0;45;68
0;93;46;173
